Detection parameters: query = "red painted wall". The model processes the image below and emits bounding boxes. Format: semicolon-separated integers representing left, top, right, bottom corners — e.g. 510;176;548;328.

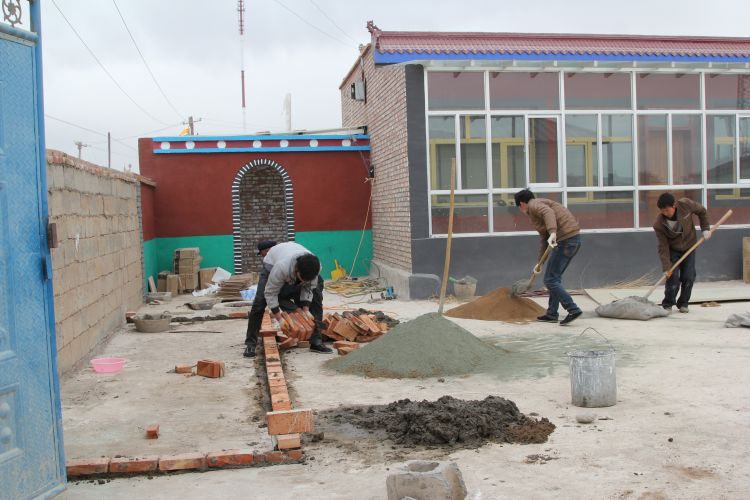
138;138;372;237
140;182;156;241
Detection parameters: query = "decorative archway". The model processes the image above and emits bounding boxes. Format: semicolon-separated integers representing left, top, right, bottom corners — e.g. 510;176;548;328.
232;158;295;273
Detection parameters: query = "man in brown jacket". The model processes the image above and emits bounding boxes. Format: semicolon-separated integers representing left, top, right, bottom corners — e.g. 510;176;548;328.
515;189;582;325
653;193;712;313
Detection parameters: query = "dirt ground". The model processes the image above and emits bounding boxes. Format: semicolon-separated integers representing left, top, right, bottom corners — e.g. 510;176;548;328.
59;285;750;499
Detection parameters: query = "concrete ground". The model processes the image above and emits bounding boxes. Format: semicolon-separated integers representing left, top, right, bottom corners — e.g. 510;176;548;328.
59;284;750;499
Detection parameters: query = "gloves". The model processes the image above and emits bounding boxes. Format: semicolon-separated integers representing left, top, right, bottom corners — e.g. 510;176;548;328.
547;232;557;248
703;230;712;241
664;270;673;279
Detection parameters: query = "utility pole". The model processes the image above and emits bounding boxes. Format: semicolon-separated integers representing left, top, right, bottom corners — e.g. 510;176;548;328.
74;141;89;160
107;132;111;168
183;116;202;135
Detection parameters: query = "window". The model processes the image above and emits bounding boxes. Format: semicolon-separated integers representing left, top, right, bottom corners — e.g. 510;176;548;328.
492;192;562;232
706;75;750;110
638;189;702;228
741;117;750;181
489;72;559;110
637;115;668;185
429;116;456;190
565;73;631;110
568;191;634;229
428;72;484;110
637;74;700;110
460;116;488;189
491;116;526;188
708;188;750;224
431;194;489;234
529;117;559;185
672;115;702;184
565;115;598;187
707;115;735;184
602;114;634;186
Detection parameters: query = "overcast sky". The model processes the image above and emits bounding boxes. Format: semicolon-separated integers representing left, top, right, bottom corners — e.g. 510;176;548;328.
38;0;748;172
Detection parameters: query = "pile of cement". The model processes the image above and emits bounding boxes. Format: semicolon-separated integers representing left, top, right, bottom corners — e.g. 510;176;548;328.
323;395;555;448
445;287;545;323
326;313;499;378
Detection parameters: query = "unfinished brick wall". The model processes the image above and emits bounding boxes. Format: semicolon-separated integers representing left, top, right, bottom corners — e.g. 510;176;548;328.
46;151;143;374
239;165;289;271
341;47;412;272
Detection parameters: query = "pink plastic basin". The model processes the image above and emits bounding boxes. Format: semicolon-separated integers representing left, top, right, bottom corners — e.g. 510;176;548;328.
90;357;126;374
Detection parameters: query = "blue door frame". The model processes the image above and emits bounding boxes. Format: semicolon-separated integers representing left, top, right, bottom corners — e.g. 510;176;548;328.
0;1;66;498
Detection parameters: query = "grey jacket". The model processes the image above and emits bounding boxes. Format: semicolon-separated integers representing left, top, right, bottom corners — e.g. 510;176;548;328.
262;242;319;313
653;198;710;271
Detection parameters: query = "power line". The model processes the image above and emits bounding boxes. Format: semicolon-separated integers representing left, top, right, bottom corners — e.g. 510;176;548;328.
270;0;353;49
50;0;170;125
46;114;182;144
307;0;358;44
110;0;183;120
45;114;107;137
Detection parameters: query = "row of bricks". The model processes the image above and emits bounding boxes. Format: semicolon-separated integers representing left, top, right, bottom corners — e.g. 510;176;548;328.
67;449;304;477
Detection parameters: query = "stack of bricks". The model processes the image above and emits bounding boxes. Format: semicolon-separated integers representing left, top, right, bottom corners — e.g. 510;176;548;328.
173;247;202;293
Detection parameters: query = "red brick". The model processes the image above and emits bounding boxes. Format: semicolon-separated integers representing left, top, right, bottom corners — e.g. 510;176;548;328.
286;449;304;461
298;340;310;348
273;400;292;411
206;449;254;468
266;408;314;435
197;359;225;378
260;329;277;338
175;364;193;374
253;452;266;463
269;385;288;396
146;424;160;439
268;377;286;387
266;451;284;463
276;434;301;450
268;371;285;382
229;311;247;319
266;365;283;374
158;453;206;471
66;457;110;477
109;456;159;474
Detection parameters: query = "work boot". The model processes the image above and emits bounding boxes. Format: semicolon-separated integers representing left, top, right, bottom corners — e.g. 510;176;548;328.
678;306;689;313
536;314;559;323
309;343;333;354
243;346;256;358
560;311;582;326
662;305;673;312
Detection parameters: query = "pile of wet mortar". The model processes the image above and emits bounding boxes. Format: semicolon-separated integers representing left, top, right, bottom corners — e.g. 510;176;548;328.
321;395;555;448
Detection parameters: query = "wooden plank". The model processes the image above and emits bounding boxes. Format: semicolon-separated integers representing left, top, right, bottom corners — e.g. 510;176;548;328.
148;276;157;293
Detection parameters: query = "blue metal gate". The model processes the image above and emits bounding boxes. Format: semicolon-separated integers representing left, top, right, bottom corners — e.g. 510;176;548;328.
0;1;66;498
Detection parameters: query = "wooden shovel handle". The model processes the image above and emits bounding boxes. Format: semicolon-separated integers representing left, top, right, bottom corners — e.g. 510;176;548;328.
644;209;733;299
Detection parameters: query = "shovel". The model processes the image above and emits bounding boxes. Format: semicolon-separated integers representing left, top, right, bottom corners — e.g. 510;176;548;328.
511;243;555;297
643;209;733;300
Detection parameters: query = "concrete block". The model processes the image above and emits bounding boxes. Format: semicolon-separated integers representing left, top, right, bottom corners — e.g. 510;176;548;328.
386;461;467;500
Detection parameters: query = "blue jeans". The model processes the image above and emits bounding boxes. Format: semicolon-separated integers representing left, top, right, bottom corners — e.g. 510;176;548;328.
543;235;582;319
662;248;696;309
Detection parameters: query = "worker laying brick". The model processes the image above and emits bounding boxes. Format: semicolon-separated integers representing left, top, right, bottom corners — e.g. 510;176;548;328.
244;241;333;357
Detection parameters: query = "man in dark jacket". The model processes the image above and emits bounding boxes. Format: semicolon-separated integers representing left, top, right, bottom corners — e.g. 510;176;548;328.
653;193;712;313
515;188;583;325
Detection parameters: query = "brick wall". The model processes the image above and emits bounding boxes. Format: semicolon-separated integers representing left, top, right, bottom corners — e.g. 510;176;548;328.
239;165;289;271
46;151;143;374
340;47;412;272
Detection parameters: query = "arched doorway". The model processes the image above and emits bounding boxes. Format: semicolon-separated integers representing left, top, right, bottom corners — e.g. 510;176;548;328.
232;159;295;273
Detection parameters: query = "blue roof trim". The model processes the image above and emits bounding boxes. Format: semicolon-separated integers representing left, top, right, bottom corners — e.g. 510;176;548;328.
152;134;369;142
374;50;750;64
153;146;371;154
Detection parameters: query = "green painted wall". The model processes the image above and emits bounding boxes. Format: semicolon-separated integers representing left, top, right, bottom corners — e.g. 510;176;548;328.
295;230;372;278
155;235;236;275
147;230;372;280
143;238;158;287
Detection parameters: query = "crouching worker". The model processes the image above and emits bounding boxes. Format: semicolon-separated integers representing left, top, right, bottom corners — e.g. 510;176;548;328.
514;189;583;325
244;241;333;357
653;193;711;313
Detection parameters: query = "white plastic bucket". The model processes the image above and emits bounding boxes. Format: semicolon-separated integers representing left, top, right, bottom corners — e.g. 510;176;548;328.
567;348;617;408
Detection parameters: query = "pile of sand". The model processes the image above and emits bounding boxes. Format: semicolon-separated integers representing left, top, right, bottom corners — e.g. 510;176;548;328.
445;287;544;323
322;396;555;448
325;313;499;378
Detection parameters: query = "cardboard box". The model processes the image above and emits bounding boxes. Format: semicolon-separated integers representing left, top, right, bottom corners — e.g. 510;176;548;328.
179;272;199;292
166;274;180;295
199;267;218;288
174;255;203;272
174;247;200;259
157;271;170;293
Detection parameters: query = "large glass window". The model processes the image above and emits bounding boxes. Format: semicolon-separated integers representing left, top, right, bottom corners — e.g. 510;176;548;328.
708;189;750;224
638;189;702;228
459;115;487;189
707;115;735;184
638;115;668;185
429;116;456;190
741;117;750;181
602;114;633;186
529;117;559;184
489;72;559;110
428;72;484;110
565;115;598;187
565;73;631;109
568;191;634;229
706;75;750;110
431;194;488;234
492;192;562;232
637;73;700;110
672;114;702;184
491;116;526;188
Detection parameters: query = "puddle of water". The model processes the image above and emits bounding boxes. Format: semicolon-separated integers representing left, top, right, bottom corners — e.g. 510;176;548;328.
483;331;642;380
